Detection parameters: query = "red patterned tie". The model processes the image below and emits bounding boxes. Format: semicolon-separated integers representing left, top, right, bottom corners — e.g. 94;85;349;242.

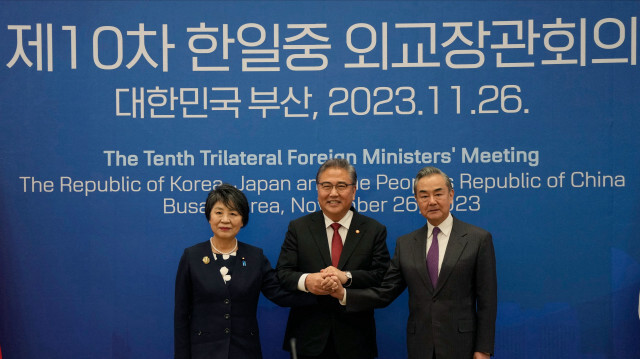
331;223;343;267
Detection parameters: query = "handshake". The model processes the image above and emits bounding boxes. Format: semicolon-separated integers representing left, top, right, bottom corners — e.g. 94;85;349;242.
304;266;347;300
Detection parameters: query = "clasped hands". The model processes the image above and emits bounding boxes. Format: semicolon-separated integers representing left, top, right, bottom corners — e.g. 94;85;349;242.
304;266;346;299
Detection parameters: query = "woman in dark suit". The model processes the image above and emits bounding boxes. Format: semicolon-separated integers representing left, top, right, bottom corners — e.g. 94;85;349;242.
174;184;314;359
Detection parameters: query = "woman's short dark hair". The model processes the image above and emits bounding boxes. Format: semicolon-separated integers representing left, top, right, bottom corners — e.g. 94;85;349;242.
204;183;249;227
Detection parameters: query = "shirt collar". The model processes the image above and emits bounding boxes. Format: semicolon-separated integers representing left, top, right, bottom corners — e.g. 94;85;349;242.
428;213;453;237
323;209;354;230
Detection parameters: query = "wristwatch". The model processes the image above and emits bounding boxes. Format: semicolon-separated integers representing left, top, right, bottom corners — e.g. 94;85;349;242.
344;271;353;287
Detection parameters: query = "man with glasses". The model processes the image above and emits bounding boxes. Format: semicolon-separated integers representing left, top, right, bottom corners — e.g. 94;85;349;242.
277;158;390;359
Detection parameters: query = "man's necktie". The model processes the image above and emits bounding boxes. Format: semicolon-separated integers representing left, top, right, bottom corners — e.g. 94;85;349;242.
331;223;343;267
427;226;440;287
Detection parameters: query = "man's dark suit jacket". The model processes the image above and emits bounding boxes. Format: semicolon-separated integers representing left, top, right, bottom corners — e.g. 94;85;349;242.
348;216;497;359
174;240;315;359
276;208;390;359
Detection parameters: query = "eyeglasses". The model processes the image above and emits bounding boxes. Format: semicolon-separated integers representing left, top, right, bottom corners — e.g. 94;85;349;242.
317;182;355;192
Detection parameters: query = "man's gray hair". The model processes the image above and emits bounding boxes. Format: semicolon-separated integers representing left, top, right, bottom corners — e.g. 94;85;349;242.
414;166;453;194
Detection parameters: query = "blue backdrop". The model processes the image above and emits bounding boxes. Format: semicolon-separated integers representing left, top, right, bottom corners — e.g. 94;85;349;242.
1;1;639;358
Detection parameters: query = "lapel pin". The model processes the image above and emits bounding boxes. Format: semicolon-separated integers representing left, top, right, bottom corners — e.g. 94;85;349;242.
242;257;247;267
202;256;210;264
355;230;360;234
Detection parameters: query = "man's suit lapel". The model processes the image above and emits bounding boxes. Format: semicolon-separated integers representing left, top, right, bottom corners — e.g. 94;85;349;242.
338;209;362;269
434;217;468;295
410;225;434;293
310;211;332;266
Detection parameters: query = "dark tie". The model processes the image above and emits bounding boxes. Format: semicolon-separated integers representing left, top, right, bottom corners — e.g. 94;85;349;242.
427;227;440;287
330;223;343;267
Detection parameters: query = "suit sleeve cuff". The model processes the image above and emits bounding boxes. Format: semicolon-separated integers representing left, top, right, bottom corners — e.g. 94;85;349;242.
339;289;347;306
297;273;309;292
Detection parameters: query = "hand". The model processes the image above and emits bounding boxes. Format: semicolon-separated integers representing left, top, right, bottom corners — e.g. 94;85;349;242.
305;272;331;295
328;277;345;300
321;266;348;284
319;273;342;293
473;352;491;359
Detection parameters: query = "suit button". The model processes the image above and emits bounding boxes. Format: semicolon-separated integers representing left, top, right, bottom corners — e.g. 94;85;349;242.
224;299;230;304
224;313;230;319
224;328;231;334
